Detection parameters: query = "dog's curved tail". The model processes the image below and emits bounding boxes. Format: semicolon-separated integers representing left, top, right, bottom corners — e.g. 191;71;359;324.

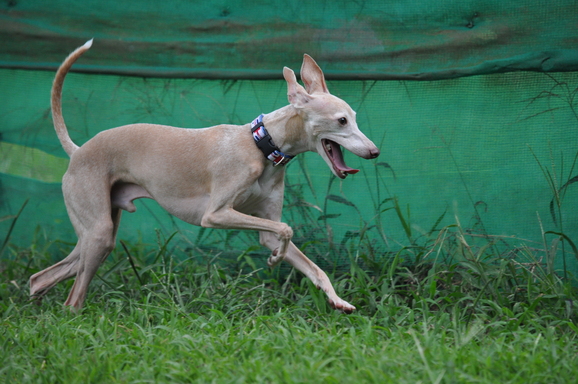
51;39;93;157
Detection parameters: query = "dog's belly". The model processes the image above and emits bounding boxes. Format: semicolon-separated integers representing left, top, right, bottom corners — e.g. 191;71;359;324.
112;180;272;228
110;181;209;225
157;185;270;226
156;196;212;226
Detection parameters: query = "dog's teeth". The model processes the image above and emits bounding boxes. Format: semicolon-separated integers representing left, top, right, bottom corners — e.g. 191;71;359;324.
325;142;332;152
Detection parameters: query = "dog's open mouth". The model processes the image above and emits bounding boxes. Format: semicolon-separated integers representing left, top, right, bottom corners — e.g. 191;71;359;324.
322;139;359;179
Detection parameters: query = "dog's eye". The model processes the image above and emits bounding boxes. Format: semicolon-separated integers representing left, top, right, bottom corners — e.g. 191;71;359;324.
338;117;347;125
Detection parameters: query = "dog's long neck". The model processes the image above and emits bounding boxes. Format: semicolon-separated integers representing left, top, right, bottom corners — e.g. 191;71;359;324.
261;105;311;156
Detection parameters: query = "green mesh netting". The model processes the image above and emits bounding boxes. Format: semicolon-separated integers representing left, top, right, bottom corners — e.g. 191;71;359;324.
1;0;578;275
2;69;578;273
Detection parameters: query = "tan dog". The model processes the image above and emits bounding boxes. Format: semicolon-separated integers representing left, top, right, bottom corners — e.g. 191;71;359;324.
29;40;380;312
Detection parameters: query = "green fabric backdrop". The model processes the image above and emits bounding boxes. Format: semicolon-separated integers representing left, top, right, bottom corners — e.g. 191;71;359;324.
1;1;578;274
1;0;577;79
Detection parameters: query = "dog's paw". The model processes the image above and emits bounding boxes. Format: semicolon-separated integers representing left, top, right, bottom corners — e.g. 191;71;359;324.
267;249;285;267
329;298;356;314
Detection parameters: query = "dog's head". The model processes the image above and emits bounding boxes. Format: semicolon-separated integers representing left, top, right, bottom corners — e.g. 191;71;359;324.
283;55;379;179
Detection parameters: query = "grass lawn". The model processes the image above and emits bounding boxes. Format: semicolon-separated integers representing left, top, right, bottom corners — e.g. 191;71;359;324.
2;230;578;383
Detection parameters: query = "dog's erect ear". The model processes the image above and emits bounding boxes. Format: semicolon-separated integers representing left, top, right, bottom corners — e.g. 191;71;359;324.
284;67;312;108
300;54;329;95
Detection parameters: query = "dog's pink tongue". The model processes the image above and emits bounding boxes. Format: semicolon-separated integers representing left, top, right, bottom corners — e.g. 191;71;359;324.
329;141;359;175
343;168;359;175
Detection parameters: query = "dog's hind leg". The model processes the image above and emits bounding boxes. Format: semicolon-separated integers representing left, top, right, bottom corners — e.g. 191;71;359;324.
29;207;123;302
63;211;119;310
29;200;123;302
29;244;82;298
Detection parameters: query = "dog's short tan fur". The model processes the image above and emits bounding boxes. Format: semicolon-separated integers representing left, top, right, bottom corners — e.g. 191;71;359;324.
29;40;380;313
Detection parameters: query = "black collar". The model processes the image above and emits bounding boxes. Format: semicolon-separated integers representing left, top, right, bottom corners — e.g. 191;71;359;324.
250;114;293;166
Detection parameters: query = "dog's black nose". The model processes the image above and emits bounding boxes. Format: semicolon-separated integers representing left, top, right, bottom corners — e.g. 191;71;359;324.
369;148;380;158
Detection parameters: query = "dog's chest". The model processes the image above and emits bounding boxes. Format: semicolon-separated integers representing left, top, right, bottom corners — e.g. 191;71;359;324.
234;166;284;212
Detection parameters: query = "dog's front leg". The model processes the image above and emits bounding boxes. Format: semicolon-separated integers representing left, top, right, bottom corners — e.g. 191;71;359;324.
201;207;293;261
259;231;356;313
